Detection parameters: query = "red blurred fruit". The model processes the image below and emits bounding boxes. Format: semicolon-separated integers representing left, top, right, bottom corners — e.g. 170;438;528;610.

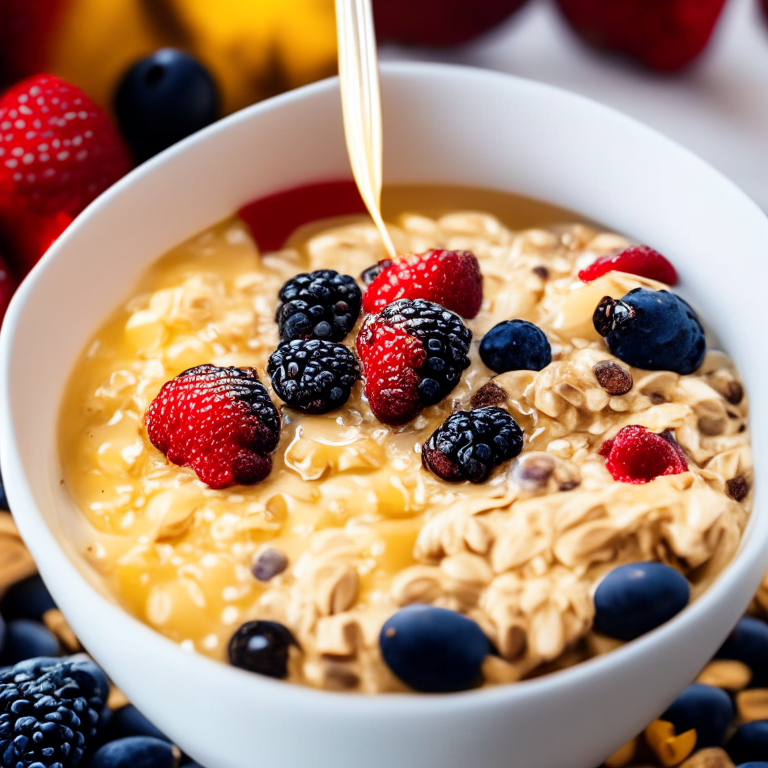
0;75;132;275
600;426;688;484
0;252;18;326
555;0;727;72
373;0;529;47
578;245;678;285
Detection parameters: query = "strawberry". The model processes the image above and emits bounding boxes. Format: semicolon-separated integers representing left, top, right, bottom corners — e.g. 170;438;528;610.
362;249;483;318
356;298;472;426
0;75;132;275
578;246;678;285
144;365;281;490
600;425;688;484
554;0;727;72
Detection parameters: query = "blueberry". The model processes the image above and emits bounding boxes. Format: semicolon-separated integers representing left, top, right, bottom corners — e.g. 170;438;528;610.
105;704;170;743
717;617;768;686
229;620;296;678
729;723;768;765
593;288;706;375
593;562;690;641
735;764;768;767
0;574;57;620
114;49;219;162
662;684;733;748
479;320;552;373
88;736;178;768
379;604;490;692
0;618;60;664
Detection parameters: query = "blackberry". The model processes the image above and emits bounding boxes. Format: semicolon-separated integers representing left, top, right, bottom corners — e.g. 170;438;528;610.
0;657;105;768
276;270;362;342
422;406;524;483
267;340;361;414
377;298;472;406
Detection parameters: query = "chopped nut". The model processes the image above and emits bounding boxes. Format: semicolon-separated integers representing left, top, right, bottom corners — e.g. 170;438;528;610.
604;737;637;768
723;380;744;405
322;661;360;691
314;564;359;616
252;548;289;582
736;688;768;722
678;747;734;768
315;614;362;657
43;609;81;653
696;659;752;691
532;265;549;279
0;513;37;595
107;687;130;710
594;360;633;396
470;380;508;409
726;476;748;502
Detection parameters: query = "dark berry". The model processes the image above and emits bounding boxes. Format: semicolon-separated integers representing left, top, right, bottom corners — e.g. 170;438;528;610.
479;320;551;374
593;360;633;396
229;620;296;679
422;406;524;483
145;365;281;489
252;549;288;582
593;288;706;375
361;260;392;285
114;49;219;163
728;722;768;765
717;617;768;687
727;476;749;501
0;619;61;665
594;562;690;641
662;684;733;748
0;657;104;768
276;270;362;342
88;736;179;768
357;298;472;425
105;704;170;743
0;575;57;621
0;472;7;512
267;339;361;414
379;604;490;693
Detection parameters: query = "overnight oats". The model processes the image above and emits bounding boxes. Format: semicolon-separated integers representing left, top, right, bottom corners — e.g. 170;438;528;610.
58;186;752;694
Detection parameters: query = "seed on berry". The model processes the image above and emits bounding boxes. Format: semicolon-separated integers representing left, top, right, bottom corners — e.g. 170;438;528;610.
229;620;296;679
422;406;524;483
593;360;633;396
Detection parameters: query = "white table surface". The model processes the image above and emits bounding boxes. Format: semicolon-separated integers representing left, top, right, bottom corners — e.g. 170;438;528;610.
382;0;768;211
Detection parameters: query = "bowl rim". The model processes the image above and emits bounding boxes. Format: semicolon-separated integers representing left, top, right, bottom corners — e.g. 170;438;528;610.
1;60;766;713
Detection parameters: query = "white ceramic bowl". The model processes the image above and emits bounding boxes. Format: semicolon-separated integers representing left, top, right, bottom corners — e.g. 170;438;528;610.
1;63;767;768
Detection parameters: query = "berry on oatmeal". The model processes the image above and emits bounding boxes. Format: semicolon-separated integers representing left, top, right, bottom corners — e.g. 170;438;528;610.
662;684;733;749
362;249;483;319
356;298;472;426
593;288;706;375
422;406;524;483
593;360;634;396
379;604;490;693
0;657;104;768
578;245;678;285
267;339;362;414
470;380;508;409
600;425;688;484
479;319;551;374
229;620;296;679
0;74;132;274
251;548;289;582
275;269;362;342
144;365;280;490
726;476;749;502
594;562;690;641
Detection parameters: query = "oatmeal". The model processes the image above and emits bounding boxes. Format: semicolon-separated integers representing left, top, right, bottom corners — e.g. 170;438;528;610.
59;196;751;693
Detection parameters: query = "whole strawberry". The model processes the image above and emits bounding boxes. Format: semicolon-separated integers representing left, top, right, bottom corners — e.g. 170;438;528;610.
555;0;727;72
362;249;482;319
0;75;132;275
356;298;472;426
145;365;281;489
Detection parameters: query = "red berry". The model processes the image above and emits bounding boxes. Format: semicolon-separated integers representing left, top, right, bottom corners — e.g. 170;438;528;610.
356;298;472;426
601;425;688;484
555;0;727;72
578;246;678;285
144;365;281;490
362;249;483;318
0;75;132;274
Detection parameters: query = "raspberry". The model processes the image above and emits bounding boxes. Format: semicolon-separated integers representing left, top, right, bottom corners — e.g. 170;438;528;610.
578;246;678;285
0;657;105;768
144;365;280;489
362;250;483;318
267;339;362;414
356;299;472;426
422;406;524;483
276;270;362;342
600;425;688;484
